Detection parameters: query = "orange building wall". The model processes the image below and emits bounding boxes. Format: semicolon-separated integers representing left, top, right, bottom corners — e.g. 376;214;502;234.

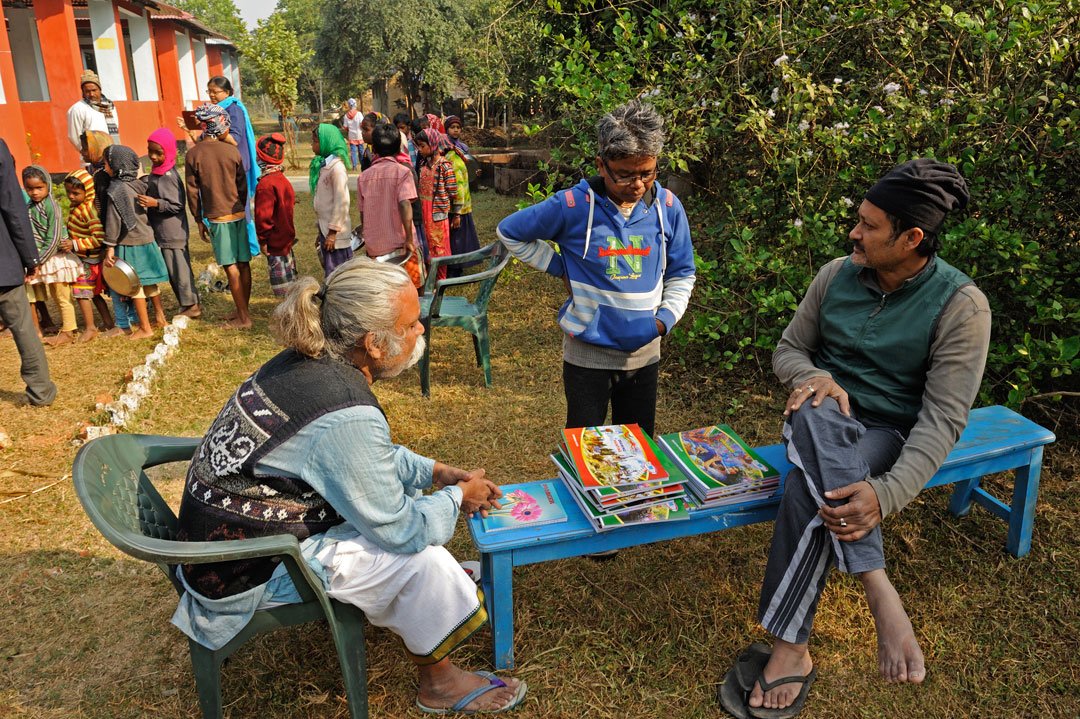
30;0;86;171
0;12;29;169
207;46;223;79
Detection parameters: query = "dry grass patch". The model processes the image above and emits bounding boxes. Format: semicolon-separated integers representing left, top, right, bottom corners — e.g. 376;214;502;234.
0;189;1077;718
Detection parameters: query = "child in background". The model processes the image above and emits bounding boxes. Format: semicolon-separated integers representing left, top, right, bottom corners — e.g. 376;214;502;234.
342;99;364;170
64;169;115;342
22;166;82;346
140;128;201;319
414;128;458;281
408;116;430;262
185;104;251;329
357;123;421;288
440;130;481;277
310;123;352;277
81;129;137;335
253;133;298;297
100;145;170;340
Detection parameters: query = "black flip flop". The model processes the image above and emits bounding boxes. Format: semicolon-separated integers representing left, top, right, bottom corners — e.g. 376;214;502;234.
717;643;772;719
746;667;818;719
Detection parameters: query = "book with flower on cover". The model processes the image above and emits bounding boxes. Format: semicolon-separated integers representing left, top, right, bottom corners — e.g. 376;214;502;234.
479;482;569;533
561;424;672;490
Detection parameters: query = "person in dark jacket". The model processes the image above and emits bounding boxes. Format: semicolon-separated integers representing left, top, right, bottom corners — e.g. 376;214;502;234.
0;138;56;406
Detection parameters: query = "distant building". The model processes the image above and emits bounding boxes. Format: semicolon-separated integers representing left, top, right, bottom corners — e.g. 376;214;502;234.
1;0;241;172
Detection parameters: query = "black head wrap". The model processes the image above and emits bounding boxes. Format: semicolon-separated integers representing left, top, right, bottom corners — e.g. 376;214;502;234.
103;145;143;233
864;159;969;234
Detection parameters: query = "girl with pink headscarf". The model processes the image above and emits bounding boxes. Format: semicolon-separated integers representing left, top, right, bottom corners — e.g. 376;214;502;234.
138;128;201;317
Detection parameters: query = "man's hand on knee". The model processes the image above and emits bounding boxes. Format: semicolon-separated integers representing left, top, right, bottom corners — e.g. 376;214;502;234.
820;480;882;540
784;376;851;417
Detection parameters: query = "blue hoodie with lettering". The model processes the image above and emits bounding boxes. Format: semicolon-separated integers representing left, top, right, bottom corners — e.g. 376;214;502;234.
497;177;695;352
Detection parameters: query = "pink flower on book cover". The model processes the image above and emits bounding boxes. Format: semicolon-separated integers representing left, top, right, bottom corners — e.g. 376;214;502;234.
510;501;543;522
506;489;539;507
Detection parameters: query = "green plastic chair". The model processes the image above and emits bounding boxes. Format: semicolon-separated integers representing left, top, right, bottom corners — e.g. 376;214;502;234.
419;241;511;397
72;434;368;719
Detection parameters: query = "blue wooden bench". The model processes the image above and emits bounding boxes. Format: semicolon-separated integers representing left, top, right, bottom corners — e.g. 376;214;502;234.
466;405;1054;670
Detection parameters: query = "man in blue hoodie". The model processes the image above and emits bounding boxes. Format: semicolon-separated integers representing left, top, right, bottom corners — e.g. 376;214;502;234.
497;100;695;437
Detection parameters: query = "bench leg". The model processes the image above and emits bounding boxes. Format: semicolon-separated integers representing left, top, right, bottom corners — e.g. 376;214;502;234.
481;550;514;670
1007;447;1042;559
948;476;981;517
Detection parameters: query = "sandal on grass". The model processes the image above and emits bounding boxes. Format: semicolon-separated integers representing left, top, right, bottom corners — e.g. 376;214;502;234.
416;671;527;715
718;643;772;719
746;667;818;719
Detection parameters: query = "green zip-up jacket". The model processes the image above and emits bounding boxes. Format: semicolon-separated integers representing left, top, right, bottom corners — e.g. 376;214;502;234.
773;256;991;517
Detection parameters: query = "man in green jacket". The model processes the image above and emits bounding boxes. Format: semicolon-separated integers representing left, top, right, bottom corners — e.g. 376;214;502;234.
721;160;992;719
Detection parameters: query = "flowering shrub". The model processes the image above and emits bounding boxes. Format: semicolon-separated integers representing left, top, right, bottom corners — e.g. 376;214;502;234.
535;0;1079;406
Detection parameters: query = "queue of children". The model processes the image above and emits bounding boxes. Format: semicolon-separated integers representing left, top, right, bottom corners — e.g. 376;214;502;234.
9;109;477;351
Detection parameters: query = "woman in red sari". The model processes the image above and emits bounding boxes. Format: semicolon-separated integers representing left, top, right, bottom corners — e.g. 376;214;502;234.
413;129;457;281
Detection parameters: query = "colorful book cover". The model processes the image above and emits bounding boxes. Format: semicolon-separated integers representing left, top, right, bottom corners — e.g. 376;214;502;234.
551;452;683;506
561;479;691;532
561;424;670;490
658;425;779;491
480;482;569;533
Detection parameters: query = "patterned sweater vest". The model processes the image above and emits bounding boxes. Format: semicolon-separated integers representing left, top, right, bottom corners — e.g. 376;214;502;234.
178;349;382;598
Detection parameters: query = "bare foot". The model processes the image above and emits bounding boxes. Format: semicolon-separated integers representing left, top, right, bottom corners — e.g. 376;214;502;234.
222;317;252;330
78;328;99;344
179;304;202;319
45;331;75;347
223;310;239;321
418;664;523;712
748;639;814;711
862;569;926;684
128;327;155;340
102;327;129;338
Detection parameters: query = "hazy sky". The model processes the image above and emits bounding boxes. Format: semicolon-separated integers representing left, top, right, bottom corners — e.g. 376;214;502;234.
233;0;275;29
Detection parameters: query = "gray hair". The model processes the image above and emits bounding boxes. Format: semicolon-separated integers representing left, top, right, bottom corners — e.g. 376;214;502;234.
271;257;413;360
596;100;665;160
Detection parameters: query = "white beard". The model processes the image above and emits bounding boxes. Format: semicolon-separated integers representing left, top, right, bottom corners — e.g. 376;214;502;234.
375;336;426;379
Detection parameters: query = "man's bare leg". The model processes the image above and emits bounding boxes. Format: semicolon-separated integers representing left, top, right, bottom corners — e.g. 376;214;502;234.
222;263;252;329
748;638;814;711
861;568;925;683
416;657;522;712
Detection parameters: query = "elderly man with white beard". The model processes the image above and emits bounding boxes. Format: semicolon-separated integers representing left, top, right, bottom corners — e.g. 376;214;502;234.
173;258;527;714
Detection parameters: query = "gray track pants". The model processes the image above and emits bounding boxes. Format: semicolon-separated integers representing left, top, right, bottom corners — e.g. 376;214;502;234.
758;398;905;644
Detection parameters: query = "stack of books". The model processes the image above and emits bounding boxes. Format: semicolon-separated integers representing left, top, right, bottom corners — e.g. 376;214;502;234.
656;425;781;509
553;424;691;531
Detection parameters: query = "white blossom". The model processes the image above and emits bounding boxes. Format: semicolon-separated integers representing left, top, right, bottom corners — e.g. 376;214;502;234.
770;87;780;103
797;120;810;132
918;89;929;96
938;98;955;107
842;196;854;208
832;121;850;130
883;82;901;95
767;109;776;119
833;77;843;85
793;219;804;228
774;54;789;66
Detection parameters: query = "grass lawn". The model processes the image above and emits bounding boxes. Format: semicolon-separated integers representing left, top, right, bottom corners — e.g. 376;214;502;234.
0;187;1076;718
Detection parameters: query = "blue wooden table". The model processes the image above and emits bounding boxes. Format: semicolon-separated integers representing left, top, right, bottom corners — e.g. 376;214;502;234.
467;405;1055;670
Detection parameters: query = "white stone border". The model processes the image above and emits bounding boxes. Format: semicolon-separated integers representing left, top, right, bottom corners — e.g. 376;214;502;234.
86;315;192;437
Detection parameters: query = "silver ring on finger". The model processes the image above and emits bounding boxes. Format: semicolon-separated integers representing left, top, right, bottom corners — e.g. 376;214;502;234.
839;518;848;527
806;385;815;393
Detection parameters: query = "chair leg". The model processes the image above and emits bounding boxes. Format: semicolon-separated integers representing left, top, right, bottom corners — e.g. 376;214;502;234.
419;318;432;397
476;322;492;388
329;600;370;719
188;639;225;719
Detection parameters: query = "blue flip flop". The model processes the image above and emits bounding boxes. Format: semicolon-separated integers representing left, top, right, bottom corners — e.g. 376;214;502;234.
416;671;528;715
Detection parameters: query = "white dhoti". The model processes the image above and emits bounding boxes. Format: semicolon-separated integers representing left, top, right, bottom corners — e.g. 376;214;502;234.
316;532;486;664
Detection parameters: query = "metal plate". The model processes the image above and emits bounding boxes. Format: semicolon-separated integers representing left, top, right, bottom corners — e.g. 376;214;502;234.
102;258;141;297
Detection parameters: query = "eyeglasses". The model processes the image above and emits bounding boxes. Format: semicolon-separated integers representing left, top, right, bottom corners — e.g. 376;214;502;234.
602;160;659;187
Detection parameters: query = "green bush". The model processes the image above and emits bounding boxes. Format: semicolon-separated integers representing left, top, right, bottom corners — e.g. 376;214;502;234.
534;0;1079;406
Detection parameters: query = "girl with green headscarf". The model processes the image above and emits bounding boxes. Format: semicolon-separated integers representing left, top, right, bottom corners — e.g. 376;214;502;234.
310;124;353;276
